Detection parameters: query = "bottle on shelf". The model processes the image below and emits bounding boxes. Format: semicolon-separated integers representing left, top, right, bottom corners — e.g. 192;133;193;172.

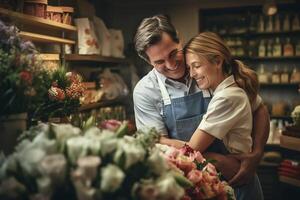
258;64;269;83
266;15;273;32
283;37;294;57
258;39;266;57
274;14;281;32
283;14;290;31
267;39;273;57
257;15;265;32
280;66;290;84
290;67;300;83
291;14;300;31
295;40;300;56
273;120;284;144
272;65;281;83
273;37;282;57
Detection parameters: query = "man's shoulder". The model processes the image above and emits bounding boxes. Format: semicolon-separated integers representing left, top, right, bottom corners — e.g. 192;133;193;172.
134;70;158;93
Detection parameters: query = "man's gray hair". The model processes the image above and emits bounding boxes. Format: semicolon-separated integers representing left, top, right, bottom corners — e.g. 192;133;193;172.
134;15;179;62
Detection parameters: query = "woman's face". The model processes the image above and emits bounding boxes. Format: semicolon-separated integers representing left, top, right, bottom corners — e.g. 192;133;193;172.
186;52;222;91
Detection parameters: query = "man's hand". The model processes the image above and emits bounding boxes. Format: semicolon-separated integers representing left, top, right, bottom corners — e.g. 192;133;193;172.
228;151;262;187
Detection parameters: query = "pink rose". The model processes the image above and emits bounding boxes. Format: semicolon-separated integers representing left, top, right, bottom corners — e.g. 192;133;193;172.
187;169;203;184
100;119;122;131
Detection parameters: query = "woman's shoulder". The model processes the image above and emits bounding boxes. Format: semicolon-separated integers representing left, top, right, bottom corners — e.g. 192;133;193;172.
214;86;248;103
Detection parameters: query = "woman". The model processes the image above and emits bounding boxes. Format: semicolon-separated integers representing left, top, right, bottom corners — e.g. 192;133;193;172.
160;32;263;200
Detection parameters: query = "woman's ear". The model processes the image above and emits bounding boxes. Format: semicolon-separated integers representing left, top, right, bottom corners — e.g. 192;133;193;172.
215;56;224;69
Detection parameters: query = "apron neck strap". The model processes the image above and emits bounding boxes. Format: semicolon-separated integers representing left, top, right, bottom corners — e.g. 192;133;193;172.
154;70;171;105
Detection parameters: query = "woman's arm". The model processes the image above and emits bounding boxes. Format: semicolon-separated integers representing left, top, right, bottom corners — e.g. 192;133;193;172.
228;104;270;186
160;129;215;153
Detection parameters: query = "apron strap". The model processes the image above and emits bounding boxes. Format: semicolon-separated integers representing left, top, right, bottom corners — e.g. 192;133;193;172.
154;70;171;105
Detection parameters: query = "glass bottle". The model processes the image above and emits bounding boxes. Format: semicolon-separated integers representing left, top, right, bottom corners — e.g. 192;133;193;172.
272;65;281;83
258;15;265;32
258;40;266;57
267;39;273;57
274;14;281;32
280;66;289;83
290;67;300;83
258;64;269;83
283;37;294;57
295;40;300;56
292;14;300;31
266;16;273;32
283;14;290;31
273;37;282;57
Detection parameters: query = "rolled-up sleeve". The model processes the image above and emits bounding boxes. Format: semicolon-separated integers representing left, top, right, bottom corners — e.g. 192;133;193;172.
133;85;167;135
198;96;244;139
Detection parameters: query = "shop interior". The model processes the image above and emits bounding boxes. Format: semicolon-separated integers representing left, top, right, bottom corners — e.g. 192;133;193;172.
0;0;300;199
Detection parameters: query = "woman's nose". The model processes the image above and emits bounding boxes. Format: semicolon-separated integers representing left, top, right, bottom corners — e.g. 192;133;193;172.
190;67;195;78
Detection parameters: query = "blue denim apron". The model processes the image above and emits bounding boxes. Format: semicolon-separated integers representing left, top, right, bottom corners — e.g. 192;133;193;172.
155;71;263;200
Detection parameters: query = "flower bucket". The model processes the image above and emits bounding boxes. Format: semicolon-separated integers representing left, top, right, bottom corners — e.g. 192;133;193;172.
0;113;27;155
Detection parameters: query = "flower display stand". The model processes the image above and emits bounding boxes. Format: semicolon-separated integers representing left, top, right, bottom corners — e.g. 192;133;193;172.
0;113;27;155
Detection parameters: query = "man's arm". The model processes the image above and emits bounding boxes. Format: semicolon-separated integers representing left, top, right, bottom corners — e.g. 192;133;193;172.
229;103;270;186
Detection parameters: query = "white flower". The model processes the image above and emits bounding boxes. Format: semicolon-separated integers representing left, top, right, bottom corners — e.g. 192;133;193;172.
147;149;169;175
98;131;118;157
18;148;46;176
114;140;146;169
84;127;102;138
66;137;89;164
73;178;97;200
39;154;67;185
32;132;57;154
51;123;81;151
77;156;101;186
156;174;185;200
100;164;125;192
85;138;101;156
36;176;52;195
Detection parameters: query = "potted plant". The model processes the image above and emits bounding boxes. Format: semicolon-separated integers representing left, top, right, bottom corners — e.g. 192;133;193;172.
0;20;49;154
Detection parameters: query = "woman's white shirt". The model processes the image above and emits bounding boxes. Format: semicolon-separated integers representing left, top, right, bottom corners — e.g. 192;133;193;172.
198;75;253;154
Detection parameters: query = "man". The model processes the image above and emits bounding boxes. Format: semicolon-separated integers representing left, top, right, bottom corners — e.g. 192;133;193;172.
133;15;269;187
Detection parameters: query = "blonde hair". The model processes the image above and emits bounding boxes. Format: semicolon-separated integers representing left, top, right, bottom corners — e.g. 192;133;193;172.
184;32;258;104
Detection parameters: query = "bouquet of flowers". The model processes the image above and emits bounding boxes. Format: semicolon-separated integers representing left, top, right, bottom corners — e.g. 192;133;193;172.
0;20;49;116
0;120;235;200
158;144;235;200
34;67;85;121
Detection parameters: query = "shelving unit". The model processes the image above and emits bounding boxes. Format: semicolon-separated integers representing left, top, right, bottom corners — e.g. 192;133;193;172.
279;176;300;188
65;54;129;63
19;31;75;44
280;135;300;152
79;98;127;112
0;7;77;32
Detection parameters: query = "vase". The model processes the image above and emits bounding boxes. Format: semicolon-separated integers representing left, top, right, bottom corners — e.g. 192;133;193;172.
0;113;27;155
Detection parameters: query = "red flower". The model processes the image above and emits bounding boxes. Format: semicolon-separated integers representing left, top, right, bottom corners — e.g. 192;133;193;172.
19;70;32;85
48;86;65;101
100;119;122;131
66;83;85;99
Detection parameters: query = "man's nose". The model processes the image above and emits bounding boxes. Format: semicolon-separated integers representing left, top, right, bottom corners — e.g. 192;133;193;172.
165;59;177;70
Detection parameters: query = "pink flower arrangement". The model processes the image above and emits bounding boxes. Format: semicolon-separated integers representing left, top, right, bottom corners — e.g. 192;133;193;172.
162;144;235;200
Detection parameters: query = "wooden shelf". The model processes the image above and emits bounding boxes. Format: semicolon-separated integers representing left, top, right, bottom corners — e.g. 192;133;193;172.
279;176;300;188
19;31;75;45
0;7;76;32
252;56;300;61
280;135;300;152
79;99;126;112
39;54;60;61
260;83;299;87
65;54;129;63
270;116;292;121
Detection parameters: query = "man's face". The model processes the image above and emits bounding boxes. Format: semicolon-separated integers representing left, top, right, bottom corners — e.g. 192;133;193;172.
145;32;186;80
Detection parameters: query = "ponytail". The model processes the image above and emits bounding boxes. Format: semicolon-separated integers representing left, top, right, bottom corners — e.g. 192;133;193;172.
231;59;258;104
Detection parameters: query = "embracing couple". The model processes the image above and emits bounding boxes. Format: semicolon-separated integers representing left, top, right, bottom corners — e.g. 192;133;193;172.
133;15;269;200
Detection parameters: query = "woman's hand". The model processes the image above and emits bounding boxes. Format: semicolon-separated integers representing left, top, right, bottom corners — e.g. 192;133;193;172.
159;136;185;149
